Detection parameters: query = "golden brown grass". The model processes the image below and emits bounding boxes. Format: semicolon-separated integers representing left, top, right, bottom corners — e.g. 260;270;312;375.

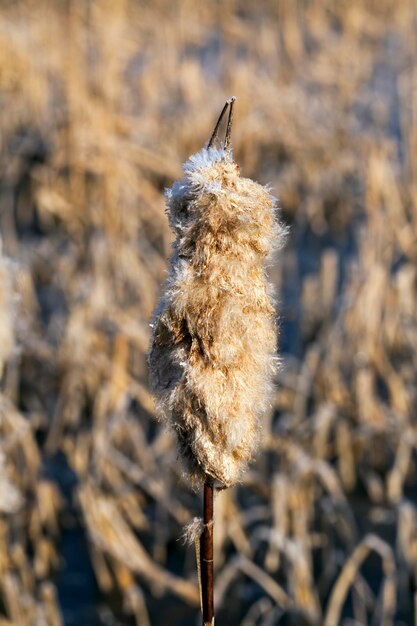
0;0;416;624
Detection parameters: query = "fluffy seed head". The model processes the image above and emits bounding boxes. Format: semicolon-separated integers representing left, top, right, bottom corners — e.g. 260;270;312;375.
149;140;285;488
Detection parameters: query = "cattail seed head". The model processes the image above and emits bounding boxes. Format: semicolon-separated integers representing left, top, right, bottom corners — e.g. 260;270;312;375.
149;116;285;488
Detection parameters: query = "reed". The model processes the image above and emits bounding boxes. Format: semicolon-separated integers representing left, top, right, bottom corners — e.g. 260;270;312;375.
149;99;284;488
149;97;284;622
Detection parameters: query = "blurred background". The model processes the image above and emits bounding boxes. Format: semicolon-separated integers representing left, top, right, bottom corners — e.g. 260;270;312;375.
0;1;417;624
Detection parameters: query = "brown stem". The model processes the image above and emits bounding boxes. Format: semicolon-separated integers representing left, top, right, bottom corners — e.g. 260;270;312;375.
224;96;236;151
201;481;214;625
207;96;236;149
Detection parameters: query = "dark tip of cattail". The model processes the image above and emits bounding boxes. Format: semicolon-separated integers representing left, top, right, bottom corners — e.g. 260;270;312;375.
207;97;236;151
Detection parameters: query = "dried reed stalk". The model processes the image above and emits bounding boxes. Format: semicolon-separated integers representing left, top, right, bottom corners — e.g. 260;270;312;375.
0;238;15;377
323;534;396;626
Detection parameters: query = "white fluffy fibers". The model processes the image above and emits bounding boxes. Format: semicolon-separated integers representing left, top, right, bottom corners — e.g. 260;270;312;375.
149;145;285;488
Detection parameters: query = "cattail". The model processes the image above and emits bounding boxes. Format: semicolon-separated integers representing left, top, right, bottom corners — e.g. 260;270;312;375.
149;98;285;489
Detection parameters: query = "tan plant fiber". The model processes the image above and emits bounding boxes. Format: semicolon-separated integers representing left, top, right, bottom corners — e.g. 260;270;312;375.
0;238;15;377
149;117;285;488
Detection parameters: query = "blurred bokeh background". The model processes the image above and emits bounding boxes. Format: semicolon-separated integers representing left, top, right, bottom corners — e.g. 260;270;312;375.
0;1;417;624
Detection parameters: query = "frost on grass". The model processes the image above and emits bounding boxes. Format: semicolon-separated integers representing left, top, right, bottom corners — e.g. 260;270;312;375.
149;146;286;488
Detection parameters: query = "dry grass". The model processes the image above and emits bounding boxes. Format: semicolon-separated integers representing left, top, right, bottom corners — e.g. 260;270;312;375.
0;0;416;624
